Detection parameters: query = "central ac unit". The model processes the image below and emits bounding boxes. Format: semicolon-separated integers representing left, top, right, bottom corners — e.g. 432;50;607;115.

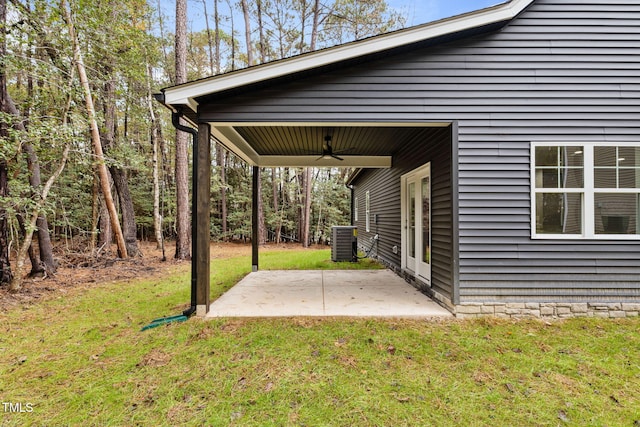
331;226;357;262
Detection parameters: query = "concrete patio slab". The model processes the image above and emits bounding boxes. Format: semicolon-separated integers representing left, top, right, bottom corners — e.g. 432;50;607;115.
206;269;452;318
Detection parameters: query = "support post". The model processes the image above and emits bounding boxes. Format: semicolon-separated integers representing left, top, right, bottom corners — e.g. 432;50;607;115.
196;122;211;315
252;165;259;271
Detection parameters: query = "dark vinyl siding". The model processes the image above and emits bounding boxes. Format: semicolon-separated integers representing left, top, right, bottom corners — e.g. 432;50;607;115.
352;127;453;300
200;0;640;303
454;0;640;303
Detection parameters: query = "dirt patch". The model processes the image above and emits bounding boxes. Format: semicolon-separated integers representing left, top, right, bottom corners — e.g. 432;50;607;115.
0;241;318;312
137;349;172;367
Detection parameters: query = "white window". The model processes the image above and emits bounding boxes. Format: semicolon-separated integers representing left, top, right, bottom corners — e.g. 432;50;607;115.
532;142;640;239
354;197;358;222
365;191;370;232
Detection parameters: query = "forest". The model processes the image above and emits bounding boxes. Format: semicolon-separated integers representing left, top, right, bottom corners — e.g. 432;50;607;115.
0;0;406;291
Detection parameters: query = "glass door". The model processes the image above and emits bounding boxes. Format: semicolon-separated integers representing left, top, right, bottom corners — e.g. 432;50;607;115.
406;181;416;272
403;163;431;285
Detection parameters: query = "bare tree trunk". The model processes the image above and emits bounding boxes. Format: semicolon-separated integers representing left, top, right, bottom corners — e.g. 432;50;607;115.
10;145;69;291
299;0;306;52
174;0;191;260
102;73;141;257
315;196;323;244
173;136;190;259
214;0;220;74
258;169;266;244
240;0;253;67
35;215;56;272
156;0;173;83
109;167;141;256
146;62;163;250
257;0;266;60
90;172;99;252
272;168;281;243
62;0;127;258
98;195;113;250
202;0;215;75
216;145;227;239
296;169;303;241
0;70;57;275
226;0;236;70
310;0;321;50
0;160;11;285
2;109;43;277
22;41;57;276
302;167;312;247
282;167;291;240
2;0;17;282
16;214;43;276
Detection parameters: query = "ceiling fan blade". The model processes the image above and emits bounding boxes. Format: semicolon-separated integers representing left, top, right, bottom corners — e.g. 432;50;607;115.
332;154;344;161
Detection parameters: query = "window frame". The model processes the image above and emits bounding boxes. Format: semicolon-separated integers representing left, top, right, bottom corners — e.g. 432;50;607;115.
531;142;640;240
354;196;358;222
365;191;370;232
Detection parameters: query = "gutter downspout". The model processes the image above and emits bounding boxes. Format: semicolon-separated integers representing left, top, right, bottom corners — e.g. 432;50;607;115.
171;111;198;318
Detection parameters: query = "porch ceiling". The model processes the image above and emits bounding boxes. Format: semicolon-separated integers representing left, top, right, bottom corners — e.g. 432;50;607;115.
209;123;449;168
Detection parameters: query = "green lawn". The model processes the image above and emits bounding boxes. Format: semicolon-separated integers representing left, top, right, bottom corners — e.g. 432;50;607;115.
1;249;639;426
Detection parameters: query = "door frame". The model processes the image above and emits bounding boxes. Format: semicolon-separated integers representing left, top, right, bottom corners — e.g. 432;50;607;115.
400;162;432;286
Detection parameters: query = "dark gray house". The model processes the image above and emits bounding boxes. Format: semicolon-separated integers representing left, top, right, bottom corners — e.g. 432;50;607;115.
159;0;640;318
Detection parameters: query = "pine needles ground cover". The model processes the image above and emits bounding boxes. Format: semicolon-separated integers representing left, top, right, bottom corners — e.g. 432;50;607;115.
1;249;639;426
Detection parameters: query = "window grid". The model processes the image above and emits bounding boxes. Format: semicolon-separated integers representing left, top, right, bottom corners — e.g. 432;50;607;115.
532;142;640;240
594;146;640;190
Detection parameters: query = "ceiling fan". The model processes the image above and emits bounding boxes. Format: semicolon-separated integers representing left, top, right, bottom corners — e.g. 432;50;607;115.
317;135;351;161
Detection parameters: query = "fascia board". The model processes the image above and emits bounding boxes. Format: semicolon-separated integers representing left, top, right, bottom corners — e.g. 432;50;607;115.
163;0;534;111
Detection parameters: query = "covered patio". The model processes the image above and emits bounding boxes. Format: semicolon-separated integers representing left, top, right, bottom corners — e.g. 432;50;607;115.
156;115;451;317
154;7;483;316
207;269;452;318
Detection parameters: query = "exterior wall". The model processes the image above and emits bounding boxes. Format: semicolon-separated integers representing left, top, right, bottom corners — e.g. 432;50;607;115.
450;0;640;304
200;0;640;308
351;127;453;303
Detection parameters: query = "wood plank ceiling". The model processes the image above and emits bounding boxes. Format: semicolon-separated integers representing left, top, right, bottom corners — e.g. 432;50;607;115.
233;125;445;157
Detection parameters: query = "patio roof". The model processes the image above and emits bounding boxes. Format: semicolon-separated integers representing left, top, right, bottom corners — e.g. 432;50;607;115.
161;0;533;112
156;0;534;168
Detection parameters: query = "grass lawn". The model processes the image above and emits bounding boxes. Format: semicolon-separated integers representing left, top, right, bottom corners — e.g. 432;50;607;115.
1;248;639;426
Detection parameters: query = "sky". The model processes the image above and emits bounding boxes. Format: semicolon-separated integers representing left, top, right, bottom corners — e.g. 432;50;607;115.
161;0;508;33
389;0;506;27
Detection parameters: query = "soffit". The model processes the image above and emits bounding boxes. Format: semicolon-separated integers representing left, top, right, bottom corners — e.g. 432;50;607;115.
210;123;449;168
235;125;424;156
